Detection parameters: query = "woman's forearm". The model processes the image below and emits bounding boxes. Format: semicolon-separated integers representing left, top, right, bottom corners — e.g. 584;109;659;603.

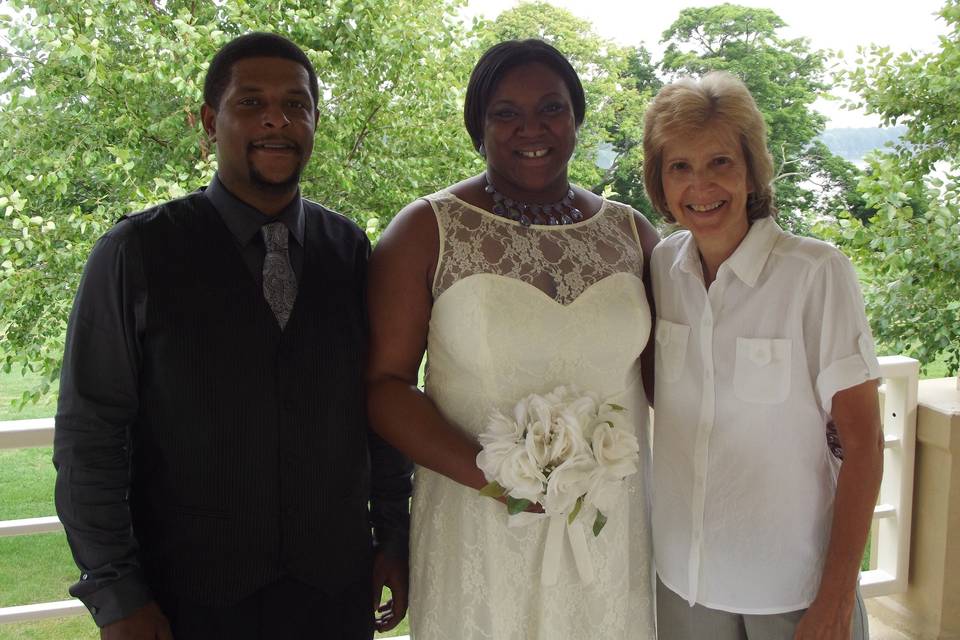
368;376;487;490
813;437;883;605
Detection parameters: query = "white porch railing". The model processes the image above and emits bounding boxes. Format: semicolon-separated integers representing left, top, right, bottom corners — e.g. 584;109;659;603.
0;356;919;627
0;417;85;624
861;355;919;597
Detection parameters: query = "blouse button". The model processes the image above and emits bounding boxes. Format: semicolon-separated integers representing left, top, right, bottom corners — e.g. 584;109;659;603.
751;343;771;365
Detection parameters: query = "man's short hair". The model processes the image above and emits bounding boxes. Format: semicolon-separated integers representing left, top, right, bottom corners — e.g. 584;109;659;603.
204;32;320;110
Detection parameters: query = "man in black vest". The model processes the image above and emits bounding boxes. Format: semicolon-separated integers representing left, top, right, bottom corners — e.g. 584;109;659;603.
53;33;412;640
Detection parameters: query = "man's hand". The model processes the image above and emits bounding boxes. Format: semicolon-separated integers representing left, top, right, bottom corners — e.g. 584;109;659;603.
793;593;855;640
100;601;173;640
371;550;409;633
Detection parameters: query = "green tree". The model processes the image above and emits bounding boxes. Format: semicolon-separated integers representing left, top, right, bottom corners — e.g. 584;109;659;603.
822;0;960;375
658;3;856;231
0;0;473;400
476;2;660;214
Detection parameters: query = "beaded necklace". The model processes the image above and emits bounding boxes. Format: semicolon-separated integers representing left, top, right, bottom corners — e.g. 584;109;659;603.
484;174;584;226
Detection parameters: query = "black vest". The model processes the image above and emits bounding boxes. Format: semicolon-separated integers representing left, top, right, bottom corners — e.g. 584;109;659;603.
127;193;372;605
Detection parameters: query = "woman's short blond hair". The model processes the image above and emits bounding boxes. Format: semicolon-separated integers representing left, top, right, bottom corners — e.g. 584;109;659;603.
643;71;777;222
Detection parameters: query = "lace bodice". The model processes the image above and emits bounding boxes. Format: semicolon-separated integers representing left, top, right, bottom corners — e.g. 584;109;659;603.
407;189;656;640
429;190;644;305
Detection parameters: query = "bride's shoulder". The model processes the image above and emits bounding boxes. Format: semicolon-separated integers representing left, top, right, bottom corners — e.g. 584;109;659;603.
379;198;438;252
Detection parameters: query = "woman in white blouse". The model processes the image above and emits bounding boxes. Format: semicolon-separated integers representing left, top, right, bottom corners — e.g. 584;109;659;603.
643;71;883;640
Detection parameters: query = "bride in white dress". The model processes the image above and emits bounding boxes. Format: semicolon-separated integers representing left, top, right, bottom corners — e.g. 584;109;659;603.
366;39;658;639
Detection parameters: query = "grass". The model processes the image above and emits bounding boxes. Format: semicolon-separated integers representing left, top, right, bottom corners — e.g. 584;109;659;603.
0;447;57;521
921;355;950;379
0;617;99;640
0;371;57;421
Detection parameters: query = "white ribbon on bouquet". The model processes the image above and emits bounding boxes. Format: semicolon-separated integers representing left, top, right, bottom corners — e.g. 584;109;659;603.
508;511;594;586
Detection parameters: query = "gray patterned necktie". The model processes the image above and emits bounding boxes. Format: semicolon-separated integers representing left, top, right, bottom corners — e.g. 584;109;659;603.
261;222;297;329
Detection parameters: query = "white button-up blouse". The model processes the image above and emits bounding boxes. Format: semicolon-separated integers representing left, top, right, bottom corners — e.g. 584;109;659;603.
651;217;881;614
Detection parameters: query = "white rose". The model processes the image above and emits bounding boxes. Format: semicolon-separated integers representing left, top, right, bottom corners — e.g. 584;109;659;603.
512;395;533;430
591;422;640;480
522;395;555;467
543;453;596;515
582;402;622;441
542;385;572;405
476;438;519;483
480;409;523;444
548;406;590;465
498;446;546;503
584;469;622;513
477;410;524;482
525;418;551;468
566;393;601;423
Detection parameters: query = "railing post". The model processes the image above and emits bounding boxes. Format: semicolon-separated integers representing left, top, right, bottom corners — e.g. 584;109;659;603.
861;355;919;597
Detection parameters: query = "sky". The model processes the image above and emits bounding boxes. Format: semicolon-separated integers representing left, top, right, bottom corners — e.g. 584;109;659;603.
463;0;951;128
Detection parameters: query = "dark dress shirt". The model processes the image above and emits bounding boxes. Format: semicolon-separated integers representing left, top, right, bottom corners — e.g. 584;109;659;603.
54;175;411;625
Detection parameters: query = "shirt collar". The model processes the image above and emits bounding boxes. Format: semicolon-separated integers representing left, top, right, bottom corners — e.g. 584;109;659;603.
723;217;781;287
204;173;305;248
669;216;781;288
670;230;703;279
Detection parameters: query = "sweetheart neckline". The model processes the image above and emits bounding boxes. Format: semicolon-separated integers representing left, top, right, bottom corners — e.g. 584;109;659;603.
432;271;646;309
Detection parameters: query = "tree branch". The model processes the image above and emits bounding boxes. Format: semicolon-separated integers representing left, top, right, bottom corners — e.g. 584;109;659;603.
346;103;384;164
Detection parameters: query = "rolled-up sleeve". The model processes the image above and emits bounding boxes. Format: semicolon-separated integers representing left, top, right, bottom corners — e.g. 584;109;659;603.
53;224;152;626
803;252;882;416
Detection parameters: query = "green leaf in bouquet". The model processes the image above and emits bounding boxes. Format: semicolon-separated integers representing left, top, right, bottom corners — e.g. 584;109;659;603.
592;510;608;537
568;495;584;525
479;481;507;498
605;403;626;412
507;497;532;515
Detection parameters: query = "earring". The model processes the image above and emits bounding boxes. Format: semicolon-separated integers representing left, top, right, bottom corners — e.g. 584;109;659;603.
478;142;486;158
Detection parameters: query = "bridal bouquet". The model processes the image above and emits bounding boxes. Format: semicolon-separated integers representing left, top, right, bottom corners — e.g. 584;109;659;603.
476;385;640;539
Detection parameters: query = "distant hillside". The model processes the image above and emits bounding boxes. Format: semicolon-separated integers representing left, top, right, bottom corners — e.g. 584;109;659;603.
819;126;907;163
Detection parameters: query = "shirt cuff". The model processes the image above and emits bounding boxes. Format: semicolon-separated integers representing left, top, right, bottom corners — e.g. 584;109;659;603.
373;530;410;561
370;493;411;560
816;333;882;415
71;570;154;628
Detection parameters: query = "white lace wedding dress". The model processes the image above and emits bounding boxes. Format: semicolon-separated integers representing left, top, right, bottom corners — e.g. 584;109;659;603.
408;190;655;640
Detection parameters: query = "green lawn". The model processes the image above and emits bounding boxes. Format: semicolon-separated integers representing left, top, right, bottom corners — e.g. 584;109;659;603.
0;370;57;421
0;616;99;640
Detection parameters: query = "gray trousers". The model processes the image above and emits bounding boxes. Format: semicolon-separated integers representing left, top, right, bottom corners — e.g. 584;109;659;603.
656;578;868;640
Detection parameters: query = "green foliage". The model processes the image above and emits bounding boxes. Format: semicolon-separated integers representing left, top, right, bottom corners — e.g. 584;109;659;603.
567;495;583;524
0;369;58;418
4;0;950;396
658;3;851;232
479;481;506;498
826;0;960;375
818;154;960;374
0;0;475;393
478;2;660;214
844;0;960;178
591;510;607;536
506;496;532;515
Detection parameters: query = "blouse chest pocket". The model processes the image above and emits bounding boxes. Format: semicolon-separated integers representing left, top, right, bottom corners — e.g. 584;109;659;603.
655;319;690;383
733;337;792;404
